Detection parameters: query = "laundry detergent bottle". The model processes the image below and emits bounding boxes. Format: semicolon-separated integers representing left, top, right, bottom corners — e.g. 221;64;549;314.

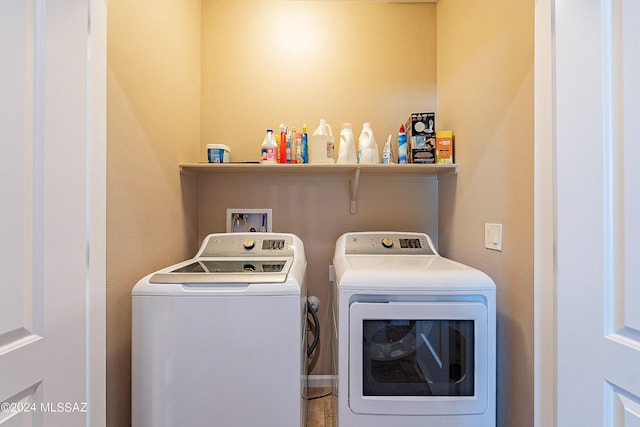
357;122;379;164
261;129;277;164
337;123;357;164
311;119;335;164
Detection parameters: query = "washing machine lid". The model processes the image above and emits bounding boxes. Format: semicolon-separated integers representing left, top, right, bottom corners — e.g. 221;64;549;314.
149;258;293;284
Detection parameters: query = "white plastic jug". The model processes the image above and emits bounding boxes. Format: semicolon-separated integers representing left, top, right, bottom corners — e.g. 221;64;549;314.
311;119;335;164
337;123;357;164
358;122;379;164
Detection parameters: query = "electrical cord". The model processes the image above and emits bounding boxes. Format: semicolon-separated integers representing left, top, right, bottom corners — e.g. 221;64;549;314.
306;299;320;358
305;391;333;401
304;297;330;401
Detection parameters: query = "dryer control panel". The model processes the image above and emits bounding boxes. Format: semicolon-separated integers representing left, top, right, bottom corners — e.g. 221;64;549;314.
344;233;435;255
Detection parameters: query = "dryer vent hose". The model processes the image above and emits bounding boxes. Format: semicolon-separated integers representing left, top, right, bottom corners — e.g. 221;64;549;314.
307;296;320;358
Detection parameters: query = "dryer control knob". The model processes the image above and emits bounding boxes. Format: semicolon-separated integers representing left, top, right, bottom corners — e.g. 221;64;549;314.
381;237;394;248
243;238;256;250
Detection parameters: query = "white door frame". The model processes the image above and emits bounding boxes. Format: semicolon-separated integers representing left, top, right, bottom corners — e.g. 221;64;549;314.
88;0;107;425
534;0;556;425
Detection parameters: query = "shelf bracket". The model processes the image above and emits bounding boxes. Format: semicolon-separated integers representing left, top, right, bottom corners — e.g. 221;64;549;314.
350;167;361;214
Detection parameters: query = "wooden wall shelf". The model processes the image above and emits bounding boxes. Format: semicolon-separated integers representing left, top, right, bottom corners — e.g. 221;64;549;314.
180;163;458;213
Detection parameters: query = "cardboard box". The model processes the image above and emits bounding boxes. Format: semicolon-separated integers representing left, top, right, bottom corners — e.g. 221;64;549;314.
412;148;435;164
405;112;436;163
411;135;436;164
435;131;454;164
406;112;436;138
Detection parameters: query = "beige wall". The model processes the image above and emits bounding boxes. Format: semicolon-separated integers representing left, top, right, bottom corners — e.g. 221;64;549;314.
201;1;437;161
106;0;201;425
200;1;439;377
436;0;534;426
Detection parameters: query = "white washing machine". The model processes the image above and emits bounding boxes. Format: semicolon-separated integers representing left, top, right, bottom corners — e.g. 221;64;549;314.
132;232;307;427
332;232;496;427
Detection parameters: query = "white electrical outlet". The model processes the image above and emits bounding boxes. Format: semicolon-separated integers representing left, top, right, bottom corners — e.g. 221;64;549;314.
226;209;272;233
484;223;503;251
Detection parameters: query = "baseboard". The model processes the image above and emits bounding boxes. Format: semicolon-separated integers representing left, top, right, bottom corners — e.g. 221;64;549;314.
308;374;335;388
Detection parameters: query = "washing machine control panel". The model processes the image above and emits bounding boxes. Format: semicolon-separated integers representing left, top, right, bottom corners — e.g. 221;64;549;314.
199;234;295;257
345;233;435;255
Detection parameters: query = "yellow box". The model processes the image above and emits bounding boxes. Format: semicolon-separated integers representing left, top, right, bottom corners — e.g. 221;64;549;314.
435;131;454;164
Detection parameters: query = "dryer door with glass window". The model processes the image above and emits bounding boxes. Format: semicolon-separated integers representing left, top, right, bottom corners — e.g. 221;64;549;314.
349;301;488;415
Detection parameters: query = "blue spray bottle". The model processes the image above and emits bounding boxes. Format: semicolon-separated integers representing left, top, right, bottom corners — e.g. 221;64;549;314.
301;124;309;164
397;124;408;164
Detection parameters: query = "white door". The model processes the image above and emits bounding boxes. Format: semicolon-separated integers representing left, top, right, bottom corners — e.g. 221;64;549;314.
0;0;105;426
549;0;640;424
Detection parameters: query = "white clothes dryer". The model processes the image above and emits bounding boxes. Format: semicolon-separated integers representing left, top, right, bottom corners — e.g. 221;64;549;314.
332;232;496;427
132;233;307;427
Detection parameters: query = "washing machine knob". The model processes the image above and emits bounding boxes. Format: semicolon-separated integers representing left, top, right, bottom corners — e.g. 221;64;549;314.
243;238;255;250
381;237;394;248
